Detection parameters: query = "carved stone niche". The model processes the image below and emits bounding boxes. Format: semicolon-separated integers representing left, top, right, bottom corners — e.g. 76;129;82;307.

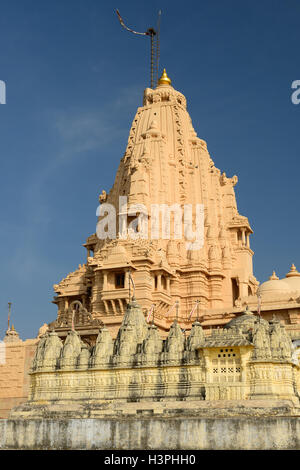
32;331;63;372
141;324;163;364
163;321;185;363
59;330;82;370
78;343;91;370
54;300;104;330
90;328;114;367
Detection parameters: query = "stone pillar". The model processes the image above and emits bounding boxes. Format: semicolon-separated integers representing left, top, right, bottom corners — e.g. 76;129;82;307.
157;274;162;290
242;229;246;246
203;350;212;384
239;281;248;298
240;348;248;384
124;271;129;291
103;271;108;290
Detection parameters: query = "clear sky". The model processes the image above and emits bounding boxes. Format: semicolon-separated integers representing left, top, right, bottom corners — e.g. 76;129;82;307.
0;0;299;339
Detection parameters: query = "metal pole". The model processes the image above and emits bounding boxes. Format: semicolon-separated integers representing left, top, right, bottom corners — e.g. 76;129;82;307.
8;302;11;330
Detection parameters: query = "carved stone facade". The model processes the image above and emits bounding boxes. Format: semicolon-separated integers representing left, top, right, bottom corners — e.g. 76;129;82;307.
4;71;300;420
52;71;260;338
11;301;300;418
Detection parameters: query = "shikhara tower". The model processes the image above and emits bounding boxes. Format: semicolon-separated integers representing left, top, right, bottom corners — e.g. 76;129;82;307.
52;69;258;337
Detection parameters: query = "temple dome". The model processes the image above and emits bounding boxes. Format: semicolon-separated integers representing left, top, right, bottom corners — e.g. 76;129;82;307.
281;264;300;292
257;271;291;295
224;306;268;332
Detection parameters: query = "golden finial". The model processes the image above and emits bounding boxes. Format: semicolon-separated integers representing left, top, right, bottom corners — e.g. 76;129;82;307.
11;324;15;331
158;68;171;86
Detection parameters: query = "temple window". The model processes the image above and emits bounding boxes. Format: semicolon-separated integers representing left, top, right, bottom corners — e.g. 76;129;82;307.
115;272;125;289
211;348;241;383
161;275;167;290
154;275;158;290
231;278;239;306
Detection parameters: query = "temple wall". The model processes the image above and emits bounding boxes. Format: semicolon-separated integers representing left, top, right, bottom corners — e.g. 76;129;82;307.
0;340;37;418
1;416;300;449
22;358;300;408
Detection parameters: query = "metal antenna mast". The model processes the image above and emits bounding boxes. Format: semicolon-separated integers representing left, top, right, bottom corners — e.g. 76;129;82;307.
8;302;12;330
156;10;161;86
116;9;161;89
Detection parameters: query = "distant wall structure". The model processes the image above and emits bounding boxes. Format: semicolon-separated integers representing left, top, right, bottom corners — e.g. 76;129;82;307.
0;327;38;418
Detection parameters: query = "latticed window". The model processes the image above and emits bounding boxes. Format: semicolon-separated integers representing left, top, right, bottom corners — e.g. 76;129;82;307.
211;348;242;383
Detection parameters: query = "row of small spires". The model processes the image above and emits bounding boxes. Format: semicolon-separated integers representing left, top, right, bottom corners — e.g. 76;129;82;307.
269;264;300;280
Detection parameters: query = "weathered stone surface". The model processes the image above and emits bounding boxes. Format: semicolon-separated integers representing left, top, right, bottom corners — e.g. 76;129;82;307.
1;416;300;450
12;301;298;419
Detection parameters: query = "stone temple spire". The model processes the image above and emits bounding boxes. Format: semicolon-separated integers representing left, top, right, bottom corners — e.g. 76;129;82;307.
53;70;258;336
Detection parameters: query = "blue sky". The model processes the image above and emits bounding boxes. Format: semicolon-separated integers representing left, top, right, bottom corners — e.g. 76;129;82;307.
0;0;299;339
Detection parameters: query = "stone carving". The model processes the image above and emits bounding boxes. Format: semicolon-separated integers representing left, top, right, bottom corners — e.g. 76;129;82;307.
98;190;107;204
142;324;163;357
165;321;185;358
114;325;137;359
91;328;114;366
37;323;49;338
186;321;205;351
279;325;292;360
33;331;63;371
25;299;300;409
252;321;271;360
32;333;49;371
270;322;281;359
51;69;259;334
60;330;82;369
78;343;90;369
3;325;21;344
120;297;148;345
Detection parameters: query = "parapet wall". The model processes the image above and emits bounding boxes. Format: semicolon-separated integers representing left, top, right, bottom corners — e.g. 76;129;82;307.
1;415;300;450
0;339;37;418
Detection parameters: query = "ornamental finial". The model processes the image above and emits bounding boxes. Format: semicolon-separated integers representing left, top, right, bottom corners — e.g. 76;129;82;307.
158;68;171;86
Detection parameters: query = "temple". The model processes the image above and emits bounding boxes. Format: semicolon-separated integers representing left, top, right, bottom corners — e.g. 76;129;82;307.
2;70;300;427
51;69;260;342
10;300;300;420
